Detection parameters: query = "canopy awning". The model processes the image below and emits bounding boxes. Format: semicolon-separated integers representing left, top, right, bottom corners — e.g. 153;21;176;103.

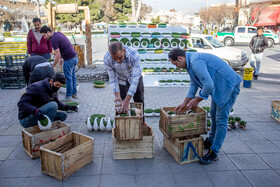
252;7;280;26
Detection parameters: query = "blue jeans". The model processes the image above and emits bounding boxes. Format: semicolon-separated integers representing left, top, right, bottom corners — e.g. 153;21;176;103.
63;56;78;96
19;101;67;128
250;53;263;75
208;84;240;154
31;53;51;60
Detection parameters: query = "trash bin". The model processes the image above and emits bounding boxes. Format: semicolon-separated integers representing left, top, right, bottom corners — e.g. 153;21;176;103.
243;67;253;88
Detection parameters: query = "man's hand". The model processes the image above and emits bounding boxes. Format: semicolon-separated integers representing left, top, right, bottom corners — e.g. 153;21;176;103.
36;110;46;121
114;92;122;104
174;98;191;114
68;105;78;112
186;97;203;111
121;99;129;113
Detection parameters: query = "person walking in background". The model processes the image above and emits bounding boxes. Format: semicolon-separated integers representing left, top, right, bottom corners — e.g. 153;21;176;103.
249;27;268;80
27;18;52;60
22;56;55;85
168;48;241;165
40;26;78;102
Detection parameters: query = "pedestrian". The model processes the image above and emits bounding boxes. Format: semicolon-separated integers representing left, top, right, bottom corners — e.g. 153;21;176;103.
168;48;241;165
249;27;268;80
17;73;78;128
40;26;78;102
22;55;55;85
27;18;52;60
104;42;144;115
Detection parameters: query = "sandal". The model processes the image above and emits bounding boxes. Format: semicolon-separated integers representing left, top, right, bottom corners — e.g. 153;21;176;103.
238;124;247;130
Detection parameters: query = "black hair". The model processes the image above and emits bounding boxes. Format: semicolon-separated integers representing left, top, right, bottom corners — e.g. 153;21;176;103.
52;73;66;84
32;18;41;23
168;48;186;61
40;26;52;34
257;27;264;31
109;42;124;55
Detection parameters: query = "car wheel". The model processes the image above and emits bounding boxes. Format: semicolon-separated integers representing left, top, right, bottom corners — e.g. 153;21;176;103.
268;38;274;48
224;38;234;46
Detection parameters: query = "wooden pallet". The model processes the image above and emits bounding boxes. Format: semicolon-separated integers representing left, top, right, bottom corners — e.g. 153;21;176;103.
40;131;94;181
164;135;203;164
112;126;154;160
159;106;207;139
22;121;71;159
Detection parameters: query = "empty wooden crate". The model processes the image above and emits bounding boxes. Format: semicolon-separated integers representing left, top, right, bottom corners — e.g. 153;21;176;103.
115;102;143;141
40;131;94;181
159;106;207;139
164;135;203;164
112;126;155;159
271;100;280;122
22;121;71;159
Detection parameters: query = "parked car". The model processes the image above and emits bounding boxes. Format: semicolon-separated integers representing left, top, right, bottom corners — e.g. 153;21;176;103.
0;33;4;42
216;26;279;47
191;34;249;69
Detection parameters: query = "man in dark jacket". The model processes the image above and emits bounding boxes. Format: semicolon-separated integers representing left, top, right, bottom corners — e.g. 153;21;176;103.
22;56;55;85
27;18;52;60
18;73;78;128
249;27;268;80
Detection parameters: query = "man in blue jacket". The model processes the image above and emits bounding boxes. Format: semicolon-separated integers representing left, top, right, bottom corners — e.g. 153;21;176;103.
168;48;241;165
18;73;78;128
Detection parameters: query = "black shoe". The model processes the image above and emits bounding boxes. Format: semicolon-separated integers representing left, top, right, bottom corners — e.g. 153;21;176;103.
253;75;258;80
200;150;219;165
204;138;212;149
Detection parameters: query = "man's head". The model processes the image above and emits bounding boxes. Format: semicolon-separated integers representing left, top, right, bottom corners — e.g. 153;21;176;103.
33;18;41;32
49;73;66;92
40;26;53;40
257;27;264;36
168;48;187;69
109;42;126;63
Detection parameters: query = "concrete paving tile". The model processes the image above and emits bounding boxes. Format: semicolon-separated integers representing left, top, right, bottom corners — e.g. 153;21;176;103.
61;175;100;187
166;157;204;173
0;126;9;135
245;141;280;153
0;147;15;160
223;131;240;142
242;170;280;187
93;143;104;158
235;114;264;122
0;161;3;166
103;143;112;158
137;173;176;187
276;170;280;176
203;154;238;171
100;174;136;187
0;178;27;187
102;158;136;175
135;157;171;175
272;141;280;149
258;153;280;170
73;157;102;176
0;135;21;147
228;154;270;170
28;160;44;177
233;130;266;141
0;159;36;178
222;140;253;154
258;130;280;141
23;176;61;187
172;171;213;187
8;144;31;160
207;170;251;187
2;125;22;135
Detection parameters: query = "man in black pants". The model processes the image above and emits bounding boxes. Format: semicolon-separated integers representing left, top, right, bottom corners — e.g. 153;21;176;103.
22;55;54;85
104;42;144;116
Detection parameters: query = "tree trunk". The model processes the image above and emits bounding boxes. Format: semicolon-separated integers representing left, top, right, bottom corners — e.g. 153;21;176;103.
135;0;141;22
131;0;136;22
36;0;40;18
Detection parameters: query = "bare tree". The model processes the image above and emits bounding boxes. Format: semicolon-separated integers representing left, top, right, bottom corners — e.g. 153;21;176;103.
101;0;116;23
131;0;142;22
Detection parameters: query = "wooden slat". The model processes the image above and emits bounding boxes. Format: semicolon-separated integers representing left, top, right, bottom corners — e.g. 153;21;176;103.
43;133;74;150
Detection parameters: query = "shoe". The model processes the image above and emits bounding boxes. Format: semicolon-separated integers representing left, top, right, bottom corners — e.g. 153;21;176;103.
204;138;212;149
200;149;219;165
61;96;73;102
253;75;258;80
72;93;78;99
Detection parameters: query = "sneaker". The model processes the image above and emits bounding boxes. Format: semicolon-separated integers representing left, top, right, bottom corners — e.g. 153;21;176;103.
254;75;258;80
72;93;78;99
200;150;219;165
61;96;73;102
204;138;212;149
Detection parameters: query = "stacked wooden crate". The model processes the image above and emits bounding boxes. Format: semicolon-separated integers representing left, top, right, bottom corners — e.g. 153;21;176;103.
112;102;155;159
159;107;207;164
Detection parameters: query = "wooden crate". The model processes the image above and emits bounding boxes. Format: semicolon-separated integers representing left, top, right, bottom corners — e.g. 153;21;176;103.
22;121;71;159
115;102;143;141
271;100;280;122
40;132;94;181
112;126;155;160
164;135;203;164
159;106;207;139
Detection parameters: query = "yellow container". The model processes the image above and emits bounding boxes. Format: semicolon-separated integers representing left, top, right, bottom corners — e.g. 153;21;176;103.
243;67;253;81
244;67;253;75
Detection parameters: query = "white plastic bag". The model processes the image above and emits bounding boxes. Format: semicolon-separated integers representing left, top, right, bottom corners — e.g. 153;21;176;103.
106;118;112;131
86;117;93;131
93;117;99;131
38;115;52;130
99;117;106;131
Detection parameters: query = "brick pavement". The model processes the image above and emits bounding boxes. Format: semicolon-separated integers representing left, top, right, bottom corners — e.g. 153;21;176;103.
0;80;280;186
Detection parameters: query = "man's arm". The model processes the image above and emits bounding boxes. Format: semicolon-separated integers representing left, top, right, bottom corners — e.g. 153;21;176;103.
27;30;32;54
249;36;254;49
22;60;30;85
104;54;120;96
261;36;268;50
47;39;52;53
52;49;61;67
17;87;39;115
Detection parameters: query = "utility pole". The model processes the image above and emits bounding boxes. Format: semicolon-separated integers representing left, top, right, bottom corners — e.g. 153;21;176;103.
235;0;239;27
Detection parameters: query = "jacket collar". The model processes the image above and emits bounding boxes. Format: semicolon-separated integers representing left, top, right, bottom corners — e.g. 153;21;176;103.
42;78;53;94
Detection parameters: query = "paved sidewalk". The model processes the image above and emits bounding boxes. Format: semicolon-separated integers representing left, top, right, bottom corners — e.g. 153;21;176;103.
0;80;280;187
